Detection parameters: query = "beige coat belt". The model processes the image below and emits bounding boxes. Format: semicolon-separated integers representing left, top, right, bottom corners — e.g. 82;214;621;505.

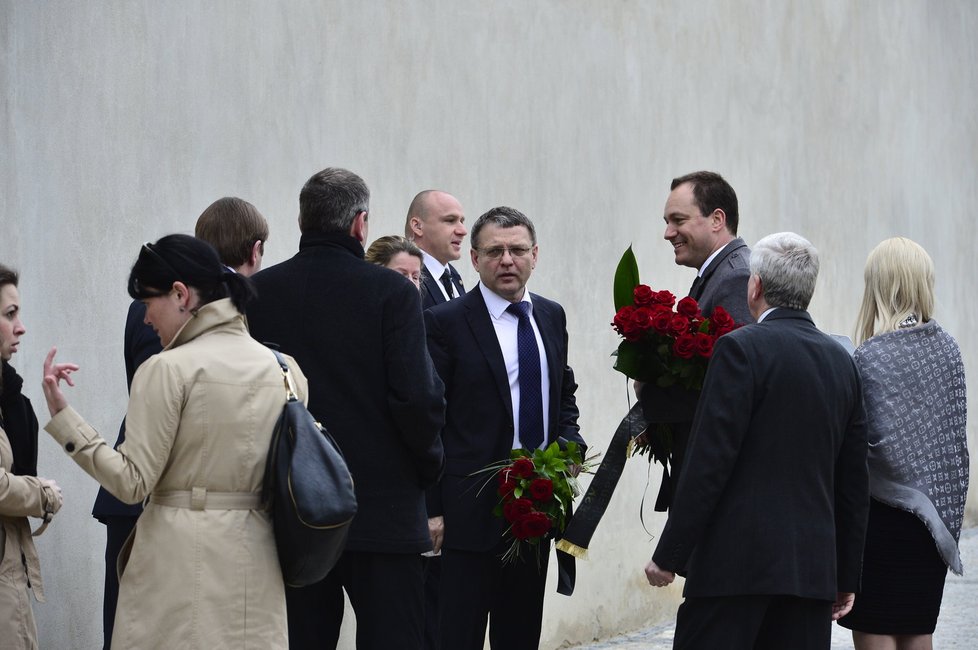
149;488;262;511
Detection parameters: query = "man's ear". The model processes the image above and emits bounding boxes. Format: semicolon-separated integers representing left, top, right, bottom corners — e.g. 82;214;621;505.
410;216;424;239
350;211;369;244
710;208;727;233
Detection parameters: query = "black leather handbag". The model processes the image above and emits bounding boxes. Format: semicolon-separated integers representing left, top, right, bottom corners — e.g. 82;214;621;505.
261;350;357;587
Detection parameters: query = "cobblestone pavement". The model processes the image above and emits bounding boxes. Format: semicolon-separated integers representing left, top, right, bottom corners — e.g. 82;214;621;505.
565;527;978;649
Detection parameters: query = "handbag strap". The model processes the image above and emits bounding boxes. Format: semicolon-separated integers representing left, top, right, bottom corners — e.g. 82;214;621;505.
270;350;299;403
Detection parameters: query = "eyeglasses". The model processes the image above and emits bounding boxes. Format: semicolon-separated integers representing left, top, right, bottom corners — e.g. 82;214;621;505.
477;246;533;260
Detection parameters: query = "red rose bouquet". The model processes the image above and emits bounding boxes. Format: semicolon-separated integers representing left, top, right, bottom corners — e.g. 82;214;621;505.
479;441;597;565
611;246;737;461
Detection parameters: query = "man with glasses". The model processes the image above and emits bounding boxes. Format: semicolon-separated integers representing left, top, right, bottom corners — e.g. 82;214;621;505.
405;190;467;309
424;206;584;649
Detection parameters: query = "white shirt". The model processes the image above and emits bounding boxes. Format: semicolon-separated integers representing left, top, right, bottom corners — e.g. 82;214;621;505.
479;283;551;450
697;241;732;277
422;251;454;300
757;307;776;322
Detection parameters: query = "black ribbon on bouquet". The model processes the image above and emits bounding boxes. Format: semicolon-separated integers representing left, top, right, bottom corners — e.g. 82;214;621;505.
555;403;648;567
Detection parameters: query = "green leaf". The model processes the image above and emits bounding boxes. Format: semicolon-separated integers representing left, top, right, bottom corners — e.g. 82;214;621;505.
613;246;640;311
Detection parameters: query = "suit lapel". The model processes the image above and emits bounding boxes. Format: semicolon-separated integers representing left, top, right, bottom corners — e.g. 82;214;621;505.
699;237;747;290
450;265;465;296
421;270;447;306
464;288;514;418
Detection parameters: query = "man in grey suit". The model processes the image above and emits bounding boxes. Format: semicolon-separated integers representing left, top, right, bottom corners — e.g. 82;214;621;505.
405;190;467;310
645;232;869;649
638;171;754;510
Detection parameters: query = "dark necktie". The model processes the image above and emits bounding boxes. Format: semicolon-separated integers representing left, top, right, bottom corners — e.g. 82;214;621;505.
440;268;455;299
689;274;704;300
507;302;544;450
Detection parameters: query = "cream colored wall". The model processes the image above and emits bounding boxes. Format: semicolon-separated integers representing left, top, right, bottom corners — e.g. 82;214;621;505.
3;1;976;648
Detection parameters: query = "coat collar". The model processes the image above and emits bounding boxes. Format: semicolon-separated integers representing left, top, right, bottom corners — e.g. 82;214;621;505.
166;298;247;351
298;230;365;259
761;307;814;326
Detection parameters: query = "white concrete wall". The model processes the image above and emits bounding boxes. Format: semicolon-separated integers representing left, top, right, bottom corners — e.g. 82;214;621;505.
3;1;977;647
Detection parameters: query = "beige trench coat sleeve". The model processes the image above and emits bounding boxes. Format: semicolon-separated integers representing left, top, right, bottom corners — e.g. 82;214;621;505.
0;470;53;519
44;354;184;505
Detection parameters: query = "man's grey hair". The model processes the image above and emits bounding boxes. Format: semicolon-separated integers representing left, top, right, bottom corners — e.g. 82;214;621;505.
470;206;537;250
749;232;820;311
299;167;370;234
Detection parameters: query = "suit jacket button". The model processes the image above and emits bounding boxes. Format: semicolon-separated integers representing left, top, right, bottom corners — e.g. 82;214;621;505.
65;442;75;452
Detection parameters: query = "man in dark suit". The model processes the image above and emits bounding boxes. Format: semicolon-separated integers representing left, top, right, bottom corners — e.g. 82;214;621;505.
91;197;269;649
638;171;754;510
645;232;869;649
247;168;445;650
404;188;467;650
425;206;584;650
405;190;467;309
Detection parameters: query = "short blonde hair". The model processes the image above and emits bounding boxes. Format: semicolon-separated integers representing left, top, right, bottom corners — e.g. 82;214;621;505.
854;237;935;345
365;235;423;268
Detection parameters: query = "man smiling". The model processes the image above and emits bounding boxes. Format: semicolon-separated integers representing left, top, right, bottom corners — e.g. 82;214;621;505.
662;171;752;325
637;171;753;512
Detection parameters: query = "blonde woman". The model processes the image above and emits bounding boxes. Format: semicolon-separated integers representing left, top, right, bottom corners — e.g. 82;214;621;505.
365;235;424;289
839;238;969;650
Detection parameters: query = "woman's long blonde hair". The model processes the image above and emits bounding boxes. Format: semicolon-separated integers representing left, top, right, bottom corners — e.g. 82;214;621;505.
854;237;935;345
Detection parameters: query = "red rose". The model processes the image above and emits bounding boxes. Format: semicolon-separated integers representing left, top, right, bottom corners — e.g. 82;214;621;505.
511;457;535;479
676;296;701;319
673;333;697;359
709;306;735;334
520;511;553;539
669;314;690;336
631;307;656;334
528;478;554;502
511;517;529;540
502;497;533;523
695;332;715;357
652;310;673;335
613;306;645;342
498;480;518;501
633;284;655;307
653;290;676;307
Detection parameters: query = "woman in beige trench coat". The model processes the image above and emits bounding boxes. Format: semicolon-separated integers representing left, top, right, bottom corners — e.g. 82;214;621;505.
41;235;307;649
1;264;64;649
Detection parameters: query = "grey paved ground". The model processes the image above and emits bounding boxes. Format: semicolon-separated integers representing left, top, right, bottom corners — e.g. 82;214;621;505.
565;527;978;649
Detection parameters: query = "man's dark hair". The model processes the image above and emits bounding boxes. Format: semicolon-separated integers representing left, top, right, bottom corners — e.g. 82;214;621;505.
298;168;370;234
470;206;537;250
195;197;269;268
671;171;739;235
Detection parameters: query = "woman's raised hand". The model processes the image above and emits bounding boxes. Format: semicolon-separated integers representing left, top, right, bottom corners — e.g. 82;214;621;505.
41;347;79;417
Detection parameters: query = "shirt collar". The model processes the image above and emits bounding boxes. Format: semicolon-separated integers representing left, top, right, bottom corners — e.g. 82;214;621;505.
422;251;449;280
479;283;532;320
698;240;732;277
757;307;776;323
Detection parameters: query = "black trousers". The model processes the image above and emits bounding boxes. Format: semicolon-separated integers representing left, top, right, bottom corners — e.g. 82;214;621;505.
674;594;832;650
439;546;550;650
285;550;424;650
422;555;442;650
101;515;138;650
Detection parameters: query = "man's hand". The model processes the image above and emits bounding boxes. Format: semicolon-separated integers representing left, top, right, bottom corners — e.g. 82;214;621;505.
831;592;855;620
644;558;675;587
428;516;444;554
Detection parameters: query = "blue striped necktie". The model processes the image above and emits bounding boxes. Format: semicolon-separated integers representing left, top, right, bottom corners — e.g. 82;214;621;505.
507;302;544;450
